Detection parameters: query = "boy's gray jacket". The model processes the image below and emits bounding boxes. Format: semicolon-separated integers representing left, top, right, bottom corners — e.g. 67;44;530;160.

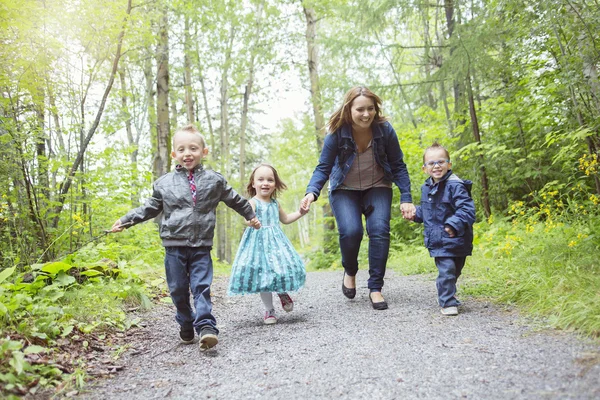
120;165;255;247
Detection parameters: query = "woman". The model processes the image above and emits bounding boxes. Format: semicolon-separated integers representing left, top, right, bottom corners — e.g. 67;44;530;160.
301;86;415;310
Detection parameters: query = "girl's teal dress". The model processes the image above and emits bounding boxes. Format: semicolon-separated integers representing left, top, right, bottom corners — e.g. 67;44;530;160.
228;198;306;295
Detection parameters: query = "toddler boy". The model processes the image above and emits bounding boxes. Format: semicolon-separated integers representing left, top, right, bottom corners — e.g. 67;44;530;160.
411;142;476;316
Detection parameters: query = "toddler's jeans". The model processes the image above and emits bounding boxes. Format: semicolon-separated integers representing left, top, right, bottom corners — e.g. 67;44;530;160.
434;256;466;308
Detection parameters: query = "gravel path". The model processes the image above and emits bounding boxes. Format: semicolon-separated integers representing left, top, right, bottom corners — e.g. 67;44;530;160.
81;270;600;399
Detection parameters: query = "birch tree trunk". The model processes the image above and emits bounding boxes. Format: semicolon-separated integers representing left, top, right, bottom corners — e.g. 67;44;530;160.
155;6;170;179
184;15;195;124
239;1;264;190
217;24;236;262
303;5;336;252
119;68;139;207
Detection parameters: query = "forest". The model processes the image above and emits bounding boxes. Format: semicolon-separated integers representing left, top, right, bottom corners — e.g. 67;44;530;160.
1;0;599;396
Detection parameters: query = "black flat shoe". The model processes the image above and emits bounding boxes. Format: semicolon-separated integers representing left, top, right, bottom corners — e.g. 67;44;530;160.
369;292;388;310
342;272;356;299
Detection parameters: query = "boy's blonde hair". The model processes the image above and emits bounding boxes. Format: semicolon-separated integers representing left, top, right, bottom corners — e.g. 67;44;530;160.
423;141;450;163
246;164;287;199
173;124;206;149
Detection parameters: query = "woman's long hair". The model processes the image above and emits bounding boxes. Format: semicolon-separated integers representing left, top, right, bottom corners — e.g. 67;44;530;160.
326;86;388;134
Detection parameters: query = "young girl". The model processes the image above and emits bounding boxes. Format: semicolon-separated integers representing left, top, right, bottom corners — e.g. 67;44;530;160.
228;164;307;324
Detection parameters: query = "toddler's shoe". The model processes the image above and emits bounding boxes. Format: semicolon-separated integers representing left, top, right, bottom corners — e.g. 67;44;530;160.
199;327;218;351
277;293;294;312
441;306;459;316
264;309;277;325
179;326;195;344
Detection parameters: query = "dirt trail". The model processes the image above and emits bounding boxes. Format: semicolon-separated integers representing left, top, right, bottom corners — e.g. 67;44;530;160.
81;270;600;399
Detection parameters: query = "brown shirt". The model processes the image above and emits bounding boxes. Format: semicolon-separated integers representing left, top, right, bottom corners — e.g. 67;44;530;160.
341;142;392;190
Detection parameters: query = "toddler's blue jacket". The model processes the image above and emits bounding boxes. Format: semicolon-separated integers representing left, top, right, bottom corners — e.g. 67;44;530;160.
305;121;412;203
414;171;476;257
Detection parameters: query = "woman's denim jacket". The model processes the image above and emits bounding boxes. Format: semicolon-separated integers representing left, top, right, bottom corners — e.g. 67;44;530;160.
305;121;413;203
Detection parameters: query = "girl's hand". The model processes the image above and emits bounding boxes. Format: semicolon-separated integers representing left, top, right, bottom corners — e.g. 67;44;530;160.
111;219;125;233
400;202;416;220
299;204;309;216
300;193;315;213
248;217;262;229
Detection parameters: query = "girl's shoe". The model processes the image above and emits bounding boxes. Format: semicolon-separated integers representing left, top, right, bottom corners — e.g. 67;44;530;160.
278;293;294;312
264;309;277;324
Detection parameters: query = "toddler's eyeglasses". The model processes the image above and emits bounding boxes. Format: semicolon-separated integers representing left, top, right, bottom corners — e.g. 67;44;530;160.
424;159;449;168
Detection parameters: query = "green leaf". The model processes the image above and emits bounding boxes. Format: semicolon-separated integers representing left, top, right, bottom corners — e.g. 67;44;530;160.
61;325;74;337
24;345;47;355
0;267;15;284
41;262;73;275
9;351;25;375
80;270;103;277
54;271;76;287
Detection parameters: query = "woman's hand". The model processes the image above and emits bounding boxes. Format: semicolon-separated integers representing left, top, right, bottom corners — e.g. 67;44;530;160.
300;193;316;213
400;202;416;220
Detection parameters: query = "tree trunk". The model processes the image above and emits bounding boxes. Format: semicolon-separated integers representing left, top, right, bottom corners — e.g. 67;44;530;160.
217;24;236;263
303;5;336;252
184;15;195;124
240;1;264;190
119;68;139;207
466;72;491;217
155;6;170;179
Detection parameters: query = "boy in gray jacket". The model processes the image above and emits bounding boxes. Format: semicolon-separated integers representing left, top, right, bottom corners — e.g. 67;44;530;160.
112;124;261;351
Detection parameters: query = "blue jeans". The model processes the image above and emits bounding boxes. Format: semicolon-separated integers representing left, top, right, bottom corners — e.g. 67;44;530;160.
434;256;466;307
329;187;392;292
164;246;218;334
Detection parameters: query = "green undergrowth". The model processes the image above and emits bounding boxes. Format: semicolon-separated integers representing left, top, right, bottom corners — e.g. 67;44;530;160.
0;223;166;398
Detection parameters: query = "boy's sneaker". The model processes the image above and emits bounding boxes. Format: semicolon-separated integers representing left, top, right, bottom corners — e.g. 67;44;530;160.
278;293;294;312
263;309;277;325
179;326;195;344
199;327;218;351
441;306;459;316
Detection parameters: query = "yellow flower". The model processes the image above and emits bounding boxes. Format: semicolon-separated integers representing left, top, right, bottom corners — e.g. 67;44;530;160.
568;241;576;247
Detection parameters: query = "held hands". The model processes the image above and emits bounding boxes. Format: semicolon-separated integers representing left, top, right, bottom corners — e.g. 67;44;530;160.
299;204;309;216
247;217;262;229
300;193;315;214
111;219;125;233
400;202;416;220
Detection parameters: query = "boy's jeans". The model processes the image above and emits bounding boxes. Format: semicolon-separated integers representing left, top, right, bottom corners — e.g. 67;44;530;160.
329;187;392;292
164;246;218;333
434;256;466;308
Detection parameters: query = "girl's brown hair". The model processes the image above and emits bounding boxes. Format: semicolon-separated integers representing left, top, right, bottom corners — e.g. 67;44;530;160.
326;86;388;133
246;163;288;199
